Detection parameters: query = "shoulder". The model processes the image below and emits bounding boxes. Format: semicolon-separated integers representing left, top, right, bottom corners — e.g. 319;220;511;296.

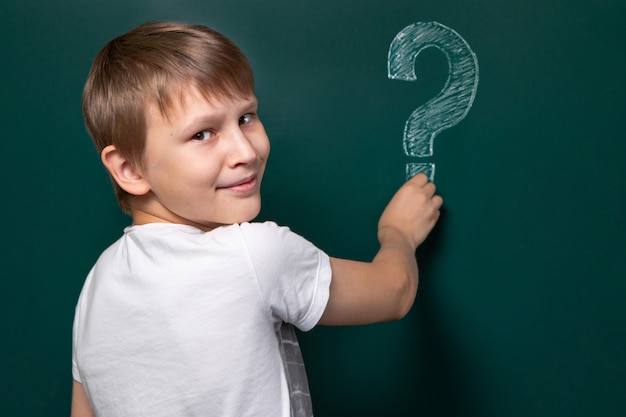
236;221;314;254
237;221;290;238
237;220;288;233
237;221;328;271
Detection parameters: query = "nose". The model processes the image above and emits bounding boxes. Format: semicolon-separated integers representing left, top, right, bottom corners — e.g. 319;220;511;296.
227;127;257;168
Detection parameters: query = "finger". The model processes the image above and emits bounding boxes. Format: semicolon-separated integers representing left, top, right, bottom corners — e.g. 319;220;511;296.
409;172;429;186
422;181;437;197
433;195;443;208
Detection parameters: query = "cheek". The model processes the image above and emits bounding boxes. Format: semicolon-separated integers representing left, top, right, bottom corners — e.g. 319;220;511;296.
151;156;220;196
257;136;271;160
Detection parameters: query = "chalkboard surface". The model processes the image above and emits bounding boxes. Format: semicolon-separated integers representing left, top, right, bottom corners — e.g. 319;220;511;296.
1;1;625;416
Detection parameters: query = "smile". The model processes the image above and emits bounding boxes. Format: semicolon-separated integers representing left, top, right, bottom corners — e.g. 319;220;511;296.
217;175;258;193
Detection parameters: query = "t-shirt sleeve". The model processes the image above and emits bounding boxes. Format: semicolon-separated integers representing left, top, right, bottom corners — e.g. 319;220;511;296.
71;303;83;383
238;222;331;331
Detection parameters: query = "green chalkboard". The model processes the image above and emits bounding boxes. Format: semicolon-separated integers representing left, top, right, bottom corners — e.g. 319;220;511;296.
1;0;625;416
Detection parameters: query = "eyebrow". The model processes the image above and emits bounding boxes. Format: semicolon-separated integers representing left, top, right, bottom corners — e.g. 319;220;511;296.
237;97;259;113
178;98;258;133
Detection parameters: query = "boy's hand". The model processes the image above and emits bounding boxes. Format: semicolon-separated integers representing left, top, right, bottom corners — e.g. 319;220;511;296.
377;173;443;251
319;174;442;326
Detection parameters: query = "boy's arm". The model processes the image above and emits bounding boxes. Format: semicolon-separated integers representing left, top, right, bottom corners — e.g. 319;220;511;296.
319;174;442;326
71;380;95;417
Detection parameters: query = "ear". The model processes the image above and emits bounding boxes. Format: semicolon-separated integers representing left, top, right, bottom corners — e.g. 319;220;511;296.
101;145;151;196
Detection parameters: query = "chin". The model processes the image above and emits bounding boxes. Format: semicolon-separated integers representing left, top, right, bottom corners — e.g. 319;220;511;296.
229;203;262;224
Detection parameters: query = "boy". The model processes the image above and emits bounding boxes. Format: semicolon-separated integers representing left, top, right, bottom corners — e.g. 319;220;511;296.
72;21;442;416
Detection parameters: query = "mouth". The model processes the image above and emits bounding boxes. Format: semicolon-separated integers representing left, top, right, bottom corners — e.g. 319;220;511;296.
217;175;258;193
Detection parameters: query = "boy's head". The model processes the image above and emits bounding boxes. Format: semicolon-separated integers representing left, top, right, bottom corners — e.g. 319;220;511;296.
83;21;255;214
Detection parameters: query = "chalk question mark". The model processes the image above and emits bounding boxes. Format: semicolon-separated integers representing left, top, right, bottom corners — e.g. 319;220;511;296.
388;21;479;180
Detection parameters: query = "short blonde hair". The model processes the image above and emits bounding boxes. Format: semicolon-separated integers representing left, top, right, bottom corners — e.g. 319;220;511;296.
82;21;255;213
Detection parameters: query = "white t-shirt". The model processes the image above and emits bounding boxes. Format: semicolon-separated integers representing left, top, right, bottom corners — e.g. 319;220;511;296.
72;222;332;417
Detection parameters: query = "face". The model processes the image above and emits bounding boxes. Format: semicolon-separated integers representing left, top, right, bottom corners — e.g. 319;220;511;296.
134;87;270;231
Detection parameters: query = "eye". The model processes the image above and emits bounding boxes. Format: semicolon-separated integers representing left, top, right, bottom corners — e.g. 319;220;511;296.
239;113;253;125
191;130;214;142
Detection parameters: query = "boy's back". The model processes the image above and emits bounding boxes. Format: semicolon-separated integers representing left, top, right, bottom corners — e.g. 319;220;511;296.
73;222;330;416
